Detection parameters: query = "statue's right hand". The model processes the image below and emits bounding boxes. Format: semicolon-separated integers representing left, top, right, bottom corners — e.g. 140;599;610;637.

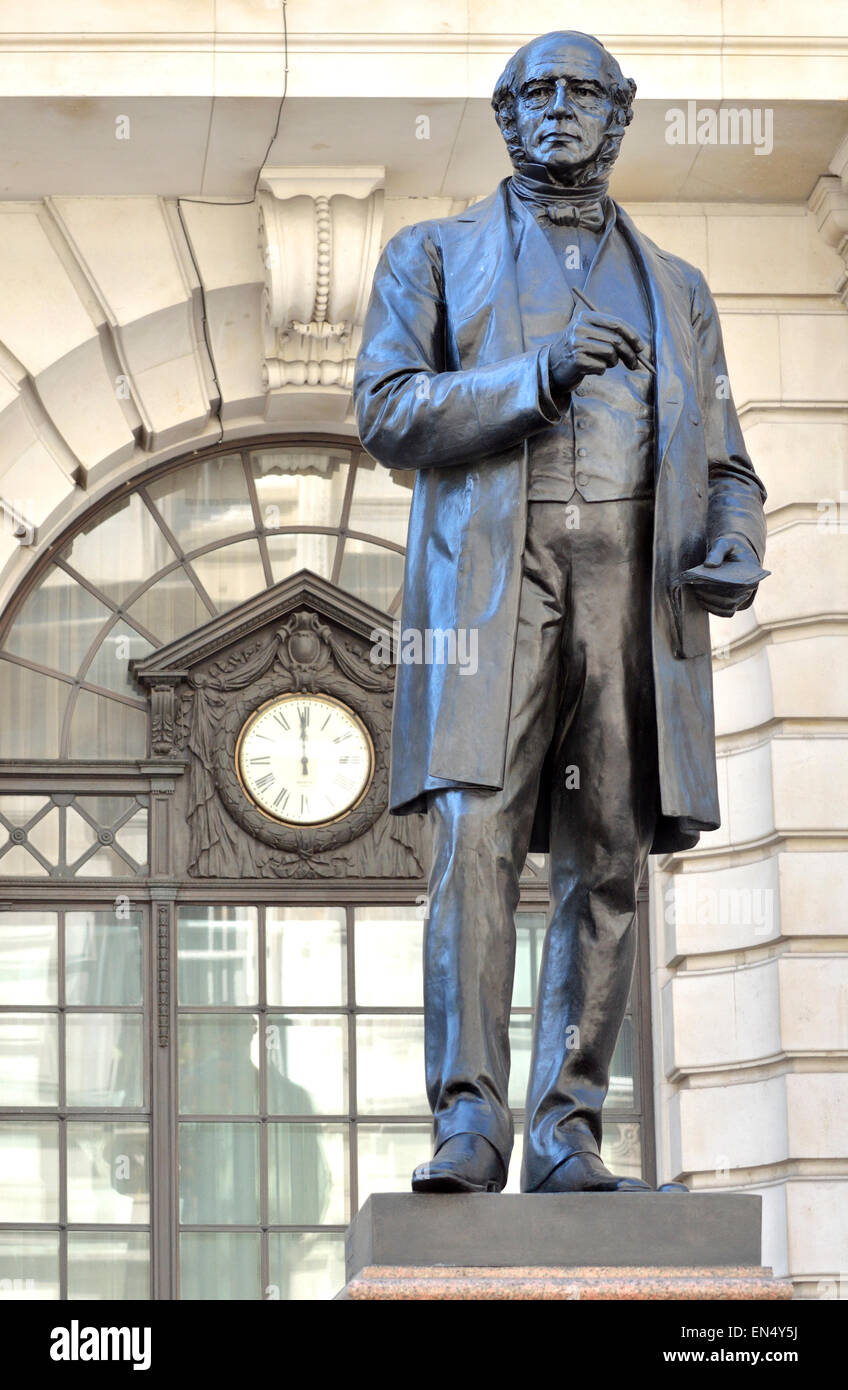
548;308;645;399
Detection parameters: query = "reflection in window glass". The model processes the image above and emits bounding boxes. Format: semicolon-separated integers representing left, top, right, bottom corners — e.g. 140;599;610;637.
266;907;346;1007
513;912;547;1008
0;664;68;759
0;1231;60;1300
0;1122;60;1222
0;1015;59;1106
356;1015;425;1116
268;1232;345;1302
68;690;147;760
609;1016;635;1109
267;1123;347;1225
180;1232;261;1301
60;492;175;605
125;568;211;645
0;911;58;1006
178;1014;259;1115
67;1121;149;1224
4;569;111;676
265;531;336;584
177;907;258;1006
338;540;404;613
348;460;413;546
265;1016;347;1115
84;623;154;698
65;910;143;1006
354;906;422;1007
508;1016;533;1110
357;1124;430;1203
601;1120;643;1180
65;1015;143;1108
189;540;266;613
250;448;349;530
179;1123;259;1225
147;455;253;550
67;1232;150;1301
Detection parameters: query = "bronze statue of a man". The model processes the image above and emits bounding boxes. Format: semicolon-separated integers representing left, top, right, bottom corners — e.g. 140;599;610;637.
354;31;767;1194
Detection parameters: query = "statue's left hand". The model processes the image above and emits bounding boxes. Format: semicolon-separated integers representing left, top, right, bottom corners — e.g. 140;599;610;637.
695;534;761;616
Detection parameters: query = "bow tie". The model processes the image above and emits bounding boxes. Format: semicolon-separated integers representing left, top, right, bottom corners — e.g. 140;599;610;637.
510;168;609;233
537;199;606;230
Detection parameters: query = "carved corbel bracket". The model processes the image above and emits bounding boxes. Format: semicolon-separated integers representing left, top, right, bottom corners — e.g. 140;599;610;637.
257;166;385;393
808;173;848;307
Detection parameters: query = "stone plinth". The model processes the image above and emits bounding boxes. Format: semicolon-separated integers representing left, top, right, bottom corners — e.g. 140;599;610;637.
340;1194;792;1301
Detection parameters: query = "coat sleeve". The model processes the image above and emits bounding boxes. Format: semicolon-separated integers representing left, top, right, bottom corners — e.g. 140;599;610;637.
691;268;767;564
354;222;560;470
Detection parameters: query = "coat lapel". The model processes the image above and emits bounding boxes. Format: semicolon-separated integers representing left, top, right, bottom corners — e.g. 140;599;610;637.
615;204;690;479
443;181;525;366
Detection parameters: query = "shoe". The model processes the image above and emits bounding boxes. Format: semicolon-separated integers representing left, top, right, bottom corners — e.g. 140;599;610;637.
412;1133;506;1194
532;1151;652;1193
658;1181;690;1193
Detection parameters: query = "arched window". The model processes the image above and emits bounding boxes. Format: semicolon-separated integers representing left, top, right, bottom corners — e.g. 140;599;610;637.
0;439;412;762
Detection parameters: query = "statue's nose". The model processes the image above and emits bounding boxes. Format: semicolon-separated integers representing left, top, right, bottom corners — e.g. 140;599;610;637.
549;80;573;116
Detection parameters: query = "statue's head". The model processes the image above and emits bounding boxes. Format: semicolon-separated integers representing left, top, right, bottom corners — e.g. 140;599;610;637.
492;31;636;185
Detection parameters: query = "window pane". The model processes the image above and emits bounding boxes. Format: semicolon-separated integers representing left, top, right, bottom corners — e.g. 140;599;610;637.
266;907;346;1007
68;689;147;760
3;568;111;676
356;1016;425;1116
60;492;175;606
0;663;68;759
180;1232;260;1300
65;1015;143;1107
0;1014;58;1106
84;622;154;698
268;1123;348;1225
67;1232;150;1301
354;906;422;1007
67;1121;149;1224
125;568;211;645
0;1231;60;1300
348;459;413;546
338;540;403;612
0;1122;59;1221
65;910;143;1006
0;911;58;1005
265;532;336;584
508;1015;533;1110
265;1015;347;1116
179;1015;259;1115
268;1233;345;1302
601;1121;643;1181
609;1016;635;1108
189;540;266;612
513;912;547;1008
148;454;253;550
357;1124;430;1203
179;1123;259;1225
250;447;350;529
177;907;258;1006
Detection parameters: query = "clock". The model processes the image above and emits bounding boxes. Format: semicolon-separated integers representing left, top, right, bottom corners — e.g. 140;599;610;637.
235;692;374;827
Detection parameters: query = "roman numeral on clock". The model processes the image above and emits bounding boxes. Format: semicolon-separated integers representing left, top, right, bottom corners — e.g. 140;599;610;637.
255;773;274;791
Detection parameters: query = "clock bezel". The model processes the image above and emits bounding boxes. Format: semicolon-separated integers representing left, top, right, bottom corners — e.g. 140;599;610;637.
212;671;386;854
235;691;375;829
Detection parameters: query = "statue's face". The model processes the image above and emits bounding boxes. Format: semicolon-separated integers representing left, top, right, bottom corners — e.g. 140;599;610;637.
510;35;617;179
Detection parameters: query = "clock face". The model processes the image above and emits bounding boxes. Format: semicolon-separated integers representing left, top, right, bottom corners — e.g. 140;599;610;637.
236;693;374;827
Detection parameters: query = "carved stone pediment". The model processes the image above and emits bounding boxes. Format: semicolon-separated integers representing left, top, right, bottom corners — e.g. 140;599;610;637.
132;571;424;880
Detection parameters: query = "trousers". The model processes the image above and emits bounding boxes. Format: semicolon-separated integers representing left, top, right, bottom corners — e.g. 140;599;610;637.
424;496;658;1191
